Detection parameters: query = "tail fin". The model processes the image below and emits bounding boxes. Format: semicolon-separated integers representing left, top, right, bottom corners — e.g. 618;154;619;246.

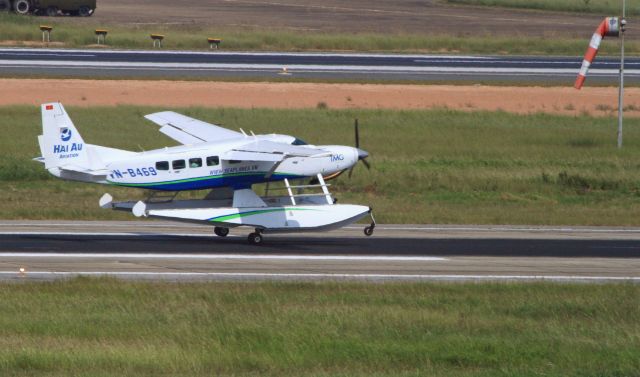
38;102;96;171
38;103;91;170
37;103;137;182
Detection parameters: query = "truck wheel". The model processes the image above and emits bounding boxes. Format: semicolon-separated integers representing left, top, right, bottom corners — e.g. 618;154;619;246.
13;0;29;14
78;6;93;16
0;0;10;12
45;6;57;16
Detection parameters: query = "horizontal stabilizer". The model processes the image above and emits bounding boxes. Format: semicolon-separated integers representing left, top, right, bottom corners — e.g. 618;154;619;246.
58;164;110;176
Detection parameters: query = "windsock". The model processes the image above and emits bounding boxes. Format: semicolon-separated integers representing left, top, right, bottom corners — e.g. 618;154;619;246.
575;17;621;89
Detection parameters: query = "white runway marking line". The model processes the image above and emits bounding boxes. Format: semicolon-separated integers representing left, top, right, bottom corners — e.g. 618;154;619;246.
2;59;638;75
0;223;202;228
0;252;447;262
0;52;95;57
0;231;220;237
0;271;638;282
345;226;640;233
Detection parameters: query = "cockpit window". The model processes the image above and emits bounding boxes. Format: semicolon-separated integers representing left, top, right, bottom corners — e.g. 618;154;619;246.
291;138;308;146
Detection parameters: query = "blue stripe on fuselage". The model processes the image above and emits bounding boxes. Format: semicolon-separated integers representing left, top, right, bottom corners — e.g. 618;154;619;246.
108;172;306;191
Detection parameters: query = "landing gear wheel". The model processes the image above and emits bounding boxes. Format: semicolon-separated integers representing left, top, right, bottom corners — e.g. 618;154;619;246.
78;5;93;16
46;6;58;16
364;225;374;236
364;208;376;236
247;232;263;245
13;0;29;14
214;226;229;237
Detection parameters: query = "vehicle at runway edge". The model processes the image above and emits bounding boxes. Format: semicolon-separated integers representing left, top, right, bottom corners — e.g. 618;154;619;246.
34;103;375;244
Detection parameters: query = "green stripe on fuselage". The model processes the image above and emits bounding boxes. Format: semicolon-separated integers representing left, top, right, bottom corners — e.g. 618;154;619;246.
209;207;318;222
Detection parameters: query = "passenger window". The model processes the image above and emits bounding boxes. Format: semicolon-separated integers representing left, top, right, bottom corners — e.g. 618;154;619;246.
172;160;186;170
155;161;169;171
206;156;220;166
189;158;202;168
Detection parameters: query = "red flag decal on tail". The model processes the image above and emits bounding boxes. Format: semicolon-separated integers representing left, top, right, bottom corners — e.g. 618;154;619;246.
45;105;53;110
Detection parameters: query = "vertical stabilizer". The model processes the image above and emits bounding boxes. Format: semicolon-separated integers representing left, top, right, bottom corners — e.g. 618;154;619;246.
39;103;94;170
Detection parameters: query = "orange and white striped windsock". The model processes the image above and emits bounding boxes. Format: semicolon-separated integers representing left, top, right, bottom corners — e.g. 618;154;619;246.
575;17;621;89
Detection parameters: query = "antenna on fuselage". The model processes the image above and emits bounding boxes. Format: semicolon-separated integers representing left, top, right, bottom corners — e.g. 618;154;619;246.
239;128;248;137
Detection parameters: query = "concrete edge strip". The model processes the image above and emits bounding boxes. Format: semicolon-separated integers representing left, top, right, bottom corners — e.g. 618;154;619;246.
0;252;447;262
1;271;638;282
0;47;487;59
3;224;640;233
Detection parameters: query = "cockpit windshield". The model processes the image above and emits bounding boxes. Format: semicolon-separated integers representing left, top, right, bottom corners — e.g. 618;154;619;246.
291;138;308;146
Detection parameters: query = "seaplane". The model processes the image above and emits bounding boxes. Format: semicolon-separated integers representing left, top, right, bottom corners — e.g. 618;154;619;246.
35;103;375;244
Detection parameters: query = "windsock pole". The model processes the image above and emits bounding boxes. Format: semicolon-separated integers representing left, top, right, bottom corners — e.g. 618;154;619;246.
617;0;626;149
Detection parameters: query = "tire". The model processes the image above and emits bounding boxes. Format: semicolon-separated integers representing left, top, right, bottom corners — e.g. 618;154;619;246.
13;0;29;14
45;6;57;16
364;226;374;236
0;0;10;12
214;227;229;237
247;232;263;245
78;5;93;16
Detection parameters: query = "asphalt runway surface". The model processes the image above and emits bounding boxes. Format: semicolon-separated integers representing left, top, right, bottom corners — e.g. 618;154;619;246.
1;48;637;84
1;221;639;283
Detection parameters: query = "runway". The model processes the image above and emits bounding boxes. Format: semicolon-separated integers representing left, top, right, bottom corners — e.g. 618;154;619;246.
1;48;637;84
1;221;639;283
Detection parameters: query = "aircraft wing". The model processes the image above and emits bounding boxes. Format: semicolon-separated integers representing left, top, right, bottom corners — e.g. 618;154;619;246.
223;140;330;162
144;111;243;145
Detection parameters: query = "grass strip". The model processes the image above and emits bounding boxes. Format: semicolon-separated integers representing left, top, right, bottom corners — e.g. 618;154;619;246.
0;13;638;55
0;278;638;377
2;105;640;225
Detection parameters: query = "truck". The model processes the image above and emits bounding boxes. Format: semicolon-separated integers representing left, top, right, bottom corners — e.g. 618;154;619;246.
0;0;96;16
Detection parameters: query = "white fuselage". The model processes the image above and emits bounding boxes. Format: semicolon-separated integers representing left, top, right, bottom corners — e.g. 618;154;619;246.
105;134;359;191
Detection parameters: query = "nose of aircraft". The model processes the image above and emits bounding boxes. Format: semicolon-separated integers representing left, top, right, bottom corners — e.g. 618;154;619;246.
357;148;369;160
352;147;370;173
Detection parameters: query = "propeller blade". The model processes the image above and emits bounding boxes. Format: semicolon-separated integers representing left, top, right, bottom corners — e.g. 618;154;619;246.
362;157;371;170
348;166;355;179
354;118;360;149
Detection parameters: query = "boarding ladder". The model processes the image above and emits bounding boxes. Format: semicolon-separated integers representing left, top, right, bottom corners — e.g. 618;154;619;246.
264;173;333;205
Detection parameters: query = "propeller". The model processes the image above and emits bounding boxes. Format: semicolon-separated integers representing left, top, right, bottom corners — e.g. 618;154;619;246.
348;118;370;178
310;118;370;185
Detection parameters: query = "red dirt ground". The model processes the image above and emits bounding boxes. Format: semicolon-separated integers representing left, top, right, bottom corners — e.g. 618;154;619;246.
1;79;637;117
